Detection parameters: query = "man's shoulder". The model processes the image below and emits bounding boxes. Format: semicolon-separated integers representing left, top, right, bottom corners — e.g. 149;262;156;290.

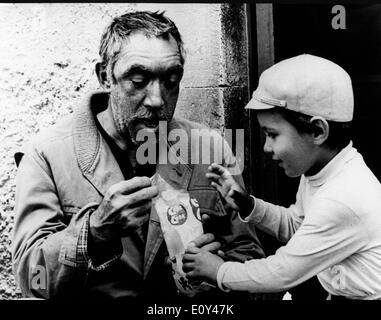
23;115;74;153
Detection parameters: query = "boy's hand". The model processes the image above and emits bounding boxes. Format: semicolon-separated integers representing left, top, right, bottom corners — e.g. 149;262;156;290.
164;233;222;268
182;246;225;285
206;163;255;218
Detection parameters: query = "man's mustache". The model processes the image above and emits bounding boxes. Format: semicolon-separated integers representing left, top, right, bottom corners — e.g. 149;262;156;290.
133;110;167;122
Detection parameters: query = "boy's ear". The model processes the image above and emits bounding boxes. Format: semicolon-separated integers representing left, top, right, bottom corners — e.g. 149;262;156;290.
310;116;329;145
95;62;111;90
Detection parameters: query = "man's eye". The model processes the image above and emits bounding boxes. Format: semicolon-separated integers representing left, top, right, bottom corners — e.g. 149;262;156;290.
131;76;148;88
164;74;181;89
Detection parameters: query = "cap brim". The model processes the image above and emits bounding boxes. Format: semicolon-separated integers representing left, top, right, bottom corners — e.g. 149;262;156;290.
245;96;277;110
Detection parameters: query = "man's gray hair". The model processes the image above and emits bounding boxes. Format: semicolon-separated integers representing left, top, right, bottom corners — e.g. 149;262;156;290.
99;10;185;80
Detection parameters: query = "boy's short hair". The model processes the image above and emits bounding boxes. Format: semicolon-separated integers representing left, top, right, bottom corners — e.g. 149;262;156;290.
274;107;352;150
245;54;354;122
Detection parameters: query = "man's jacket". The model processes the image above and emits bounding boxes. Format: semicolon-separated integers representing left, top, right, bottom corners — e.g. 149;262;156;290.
12;92;264;299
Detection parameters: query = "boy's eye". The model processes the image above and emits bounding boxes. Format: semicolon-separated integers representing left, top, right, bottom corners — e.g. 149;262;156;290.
265;132;277;139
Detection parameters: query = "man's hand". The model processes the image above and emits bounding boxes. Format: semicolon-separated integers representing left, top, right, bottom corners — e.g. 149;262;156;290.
182;246;225;285
188;233;221;253
206;163;255;218
89;176;158;244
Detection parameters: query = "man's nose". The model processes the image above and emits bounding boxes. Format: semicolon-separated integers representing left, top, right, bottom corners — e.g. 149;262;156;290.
144;80;164;109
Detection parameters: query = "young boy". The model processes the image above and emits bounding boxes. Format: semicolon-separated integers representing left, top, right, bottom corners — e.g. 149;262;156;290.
182;54;381;300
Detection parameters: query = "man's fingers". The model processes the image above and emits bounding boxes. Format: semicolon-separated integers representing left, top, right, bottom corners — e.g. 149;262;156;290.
184;246;201;255
183;251;198;262
190;233;215;248
201;214;211;224
120;202;151;233
182;262;195;273
201;241;221;253
117;176;153;195
121;186;158;207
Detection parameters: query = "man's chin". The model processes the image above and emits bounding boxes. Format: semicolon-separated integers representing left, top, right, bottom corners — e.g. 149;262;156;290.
136;124;159;135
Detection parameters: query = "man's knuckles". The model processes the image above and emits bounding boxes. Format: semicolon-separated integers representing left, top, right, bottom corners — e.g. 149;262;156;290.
107;177;152;197
192;233;215;247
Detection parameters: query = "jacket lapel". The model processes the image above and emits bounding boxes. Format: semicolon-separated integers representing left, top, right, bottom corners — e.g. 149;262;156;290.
143;119;194;278
73;92;124;196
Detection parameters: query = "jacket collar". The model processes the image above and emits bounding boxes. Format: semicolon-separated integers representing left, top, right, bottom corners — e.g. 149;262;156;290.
73;91;124;195
73;91;194;196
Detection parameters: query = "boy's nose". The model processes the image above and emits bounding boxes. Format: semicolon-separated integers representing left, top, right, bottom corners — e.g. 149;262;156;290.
263;138;272;153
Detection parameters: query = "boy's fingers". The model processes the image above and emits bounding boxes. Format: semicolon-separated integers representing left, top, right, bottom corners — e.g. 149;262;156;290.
217;250;227;260
206;172;222;183
210;181;220;190
208;163;226;175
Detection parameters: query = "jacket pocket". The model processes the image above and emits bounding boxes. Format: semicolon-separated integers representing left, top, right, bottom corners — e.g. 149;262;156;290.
187;187;227;217
62;205;81;225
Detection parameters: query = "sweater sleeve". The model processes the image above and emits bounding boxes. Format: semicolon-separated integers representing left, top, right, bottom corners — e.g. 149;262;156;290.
217;198;367;293
244;187;305;243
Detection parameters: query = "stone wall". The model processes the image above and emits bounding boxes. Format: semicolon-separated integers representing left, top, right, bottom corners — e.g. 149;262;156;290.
0;3;249;299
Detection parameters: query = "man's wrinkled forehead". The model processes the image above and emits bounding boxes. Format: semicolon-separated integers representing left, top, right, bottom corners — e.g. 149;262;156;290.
112;33;183;76
112;32;182;66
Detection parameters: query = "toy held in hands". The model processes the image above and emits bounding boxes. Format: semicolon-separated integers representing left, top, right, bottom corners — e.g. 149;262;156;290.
151;174;213;296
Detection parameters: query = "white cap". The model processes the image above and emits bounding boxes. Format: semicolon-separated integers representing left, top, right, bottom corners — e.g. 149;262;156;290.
245;54;354;122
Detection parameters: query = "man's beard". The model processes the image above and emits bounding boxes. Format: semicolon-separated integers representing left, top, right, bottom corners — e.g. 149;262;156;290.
113;108;169;147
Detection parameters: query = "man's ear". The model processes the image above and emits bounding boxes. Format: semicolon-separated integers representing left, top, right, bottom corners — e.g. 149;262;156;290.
310;116;329;145
95;62;111;90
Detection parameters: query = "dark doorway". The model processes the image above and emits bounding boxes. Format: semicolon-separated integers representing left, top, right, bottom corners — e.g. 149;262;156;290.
273;3;381;182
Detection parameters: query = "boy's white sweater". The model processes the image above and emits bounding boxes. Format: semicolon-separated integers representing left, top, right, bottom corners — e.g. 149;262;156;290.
217;142;381;299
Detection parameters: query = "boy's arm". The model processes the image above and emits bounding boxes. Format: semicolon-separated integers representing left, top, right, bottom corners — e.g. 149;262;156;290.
216;198;366;293
208;160;304;243
244;195;304;243
216;135;265;261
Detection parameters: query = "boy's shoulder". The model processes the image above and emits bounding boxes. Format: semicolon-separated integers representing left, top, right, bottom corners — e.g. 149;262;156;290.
314;147;381;213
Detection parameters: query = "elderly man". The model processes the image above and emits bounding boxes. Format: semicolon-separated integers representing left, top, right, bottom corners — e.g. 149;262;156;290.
12;11;263;299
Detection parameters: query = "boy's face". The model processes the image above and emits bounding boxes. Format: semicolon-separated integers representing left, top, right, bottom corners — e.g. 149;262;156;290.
257;110;318;177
